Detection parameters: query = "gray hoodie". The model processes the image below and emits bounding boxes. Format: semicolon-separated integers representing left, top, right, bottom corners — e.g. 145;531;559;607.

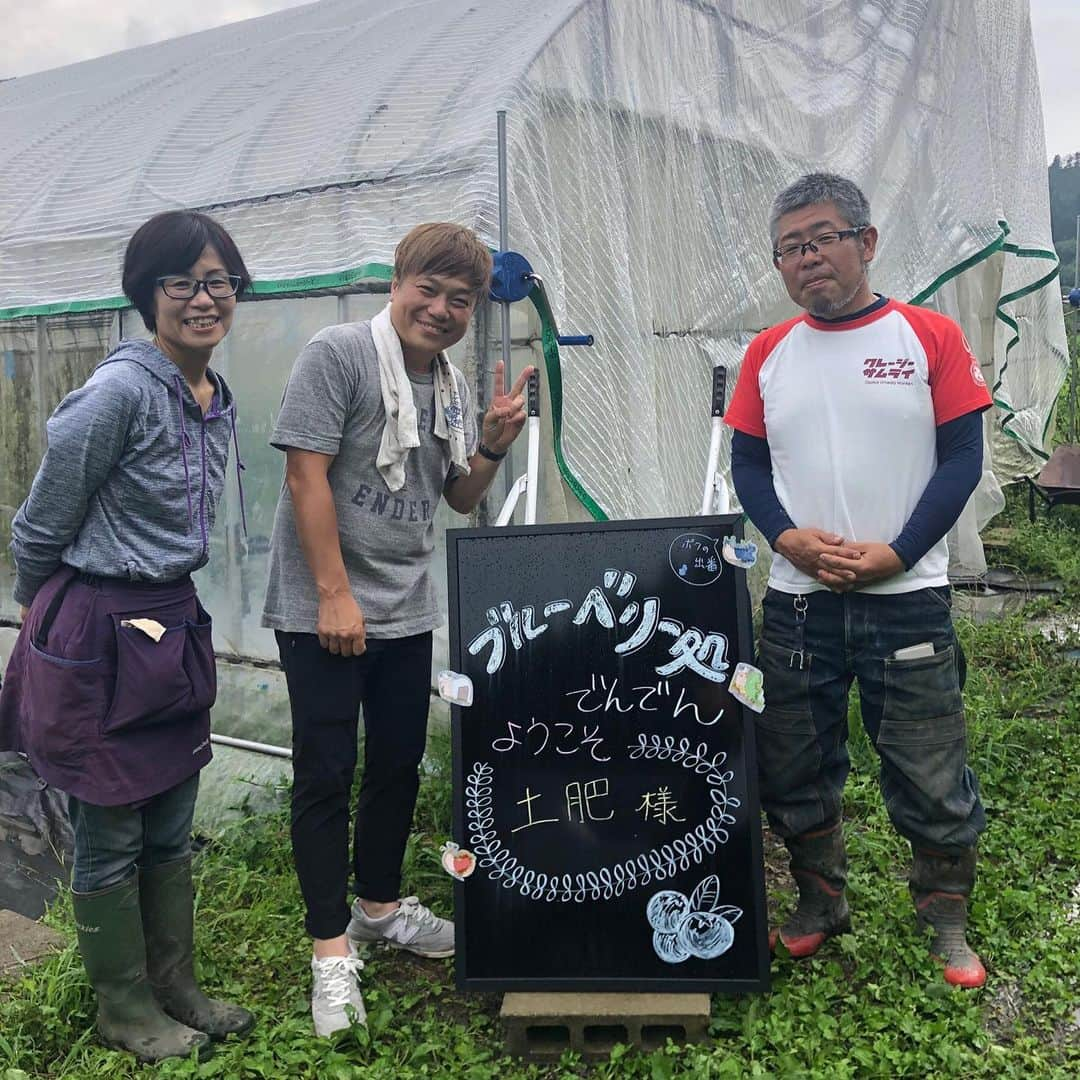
10;340;243;606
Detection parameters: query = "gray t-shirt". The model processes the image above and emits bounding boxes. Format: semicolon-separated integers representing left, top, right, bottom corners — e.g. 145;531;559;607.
261;320;478;637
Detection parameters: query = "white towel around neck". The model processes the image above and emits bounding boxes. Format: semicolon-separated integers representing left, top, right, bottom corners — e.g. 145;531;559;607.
371;303;471;492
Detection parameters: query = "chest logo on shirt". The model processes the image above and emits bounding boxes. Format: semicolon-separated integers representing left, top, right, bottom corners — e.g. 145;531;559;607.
863;357;915;384
351;484;433;523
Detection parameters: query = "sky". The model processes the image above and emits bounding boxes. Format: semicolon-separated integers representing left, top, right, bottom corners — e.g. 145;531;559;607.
3;0;1078;162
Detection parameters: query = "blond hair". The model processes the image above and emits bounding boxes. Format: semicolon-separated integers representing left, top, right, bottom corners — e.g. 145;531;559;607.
393;223;493;299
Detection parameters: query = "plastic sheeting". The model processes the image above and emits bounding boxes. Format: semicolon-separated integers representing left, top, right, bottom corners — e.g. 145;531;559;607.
0;0;1067;558
0;751;72;918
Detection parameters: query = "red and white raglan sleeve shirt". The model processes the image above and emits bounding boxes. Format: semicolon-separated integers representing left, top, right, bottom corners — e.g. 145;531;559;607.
724;299;993;595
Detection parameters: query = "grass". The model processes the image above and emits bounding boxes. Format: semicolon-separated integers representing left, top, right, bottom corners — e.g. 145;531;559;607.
4;363;1080;1078
3;509;1078;1079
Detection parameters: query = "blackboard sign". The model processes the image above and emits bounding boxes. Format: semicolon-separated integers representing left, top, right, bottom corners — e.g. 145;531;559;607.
446;516;769;993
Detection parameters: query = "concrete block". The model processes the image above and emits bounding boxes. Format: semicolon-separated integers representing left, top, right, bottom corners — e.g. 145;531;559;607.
0;907;65;980
500;991;711;1060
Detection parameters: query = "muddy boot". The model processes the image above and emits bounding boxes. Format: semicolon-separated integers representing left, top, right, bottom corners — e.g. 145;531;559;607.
771;820;851;958
73;876;212;1063
910;847;986;988
140;857;255;1039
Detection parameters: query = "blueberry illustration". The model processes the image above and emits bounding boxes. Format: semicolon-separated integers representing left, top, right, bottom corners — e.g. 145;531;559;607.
677;911;735;959
653;929;691;964
646;890;690;933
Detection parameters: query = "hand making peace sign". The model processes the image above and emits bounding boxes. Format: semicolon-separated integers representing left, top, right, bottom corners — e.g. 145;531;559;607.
480;360;536;454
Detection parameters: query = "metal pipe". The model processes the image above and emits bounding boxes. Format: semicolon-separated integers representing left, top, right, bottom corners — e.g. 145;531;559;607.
1074;212;1079;293
496;109;513;507
210;733;292;760
497;111;511;372
700;420;724;515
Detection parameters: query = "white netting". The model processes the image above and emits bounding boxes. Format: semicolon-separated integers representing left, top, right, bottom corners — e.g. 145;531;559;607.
0;0;1068;538
506;0;1068;527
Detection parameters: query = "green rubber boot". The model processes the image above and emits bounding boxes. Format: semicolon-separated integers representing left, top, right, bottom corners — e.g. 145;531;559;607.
771;820;851;958
72;876;212;1063
140;857;255;1039
910;847;986;988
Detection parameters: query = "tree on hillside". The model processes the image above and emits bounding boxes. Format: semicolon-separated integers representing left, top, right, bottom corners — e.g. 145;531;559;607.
1049;154;1080;287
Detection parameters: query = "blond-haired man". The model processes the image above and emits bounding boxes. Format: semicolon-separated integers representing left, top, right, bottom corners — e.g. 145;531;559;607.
263;223;533;1034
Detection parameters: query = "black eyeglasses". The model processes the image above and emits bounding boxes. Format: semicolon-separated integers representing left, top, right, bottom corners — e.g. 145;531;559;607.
773;226;868;265
156;274;242;300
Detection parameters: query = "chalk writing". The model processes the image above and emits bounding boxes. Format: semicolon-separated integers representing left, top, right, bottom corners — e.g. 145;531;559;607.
464;737;739;903
451;518;766;989
491;719;612;760
565;675;724;726
668;533;723;586
566;779;614;822
511;787;559;833
464;569;729;678
655;628;730;683
637;787;686;824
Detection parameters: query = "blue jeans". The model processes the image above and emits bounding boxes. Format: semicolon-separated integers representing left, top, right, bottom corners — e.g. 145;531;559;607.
68;773;199;893
754;586;985;853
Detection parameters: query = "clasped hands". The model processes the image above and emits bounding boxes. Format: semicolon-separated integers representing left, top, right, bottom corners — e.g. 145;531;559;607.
774;528;904;592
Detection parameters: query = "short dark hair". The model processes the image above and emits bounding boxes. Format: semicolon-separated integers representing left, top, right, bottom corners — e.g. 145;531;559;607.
393;222;493;300
769;173;871;246
122;211;252;331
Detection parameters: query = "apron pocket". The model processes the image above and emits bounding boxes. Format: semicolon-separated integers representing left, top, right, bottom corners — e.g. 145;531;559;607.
25;641;106;764
182;603;217;713
103;608;216;733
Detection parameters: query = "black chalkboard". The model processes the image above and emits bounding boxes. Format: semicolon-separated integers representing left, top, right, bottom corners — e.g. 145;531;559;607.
446;516;769;993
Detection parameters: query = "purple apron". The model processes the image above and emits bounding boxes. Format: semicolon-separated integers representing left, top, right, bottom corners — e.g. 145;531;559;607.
0;566;215;806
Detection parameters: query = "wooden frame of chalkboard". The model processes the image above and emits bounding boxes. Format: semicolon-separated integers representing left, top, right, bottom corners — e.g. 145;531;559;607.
446;515;770;993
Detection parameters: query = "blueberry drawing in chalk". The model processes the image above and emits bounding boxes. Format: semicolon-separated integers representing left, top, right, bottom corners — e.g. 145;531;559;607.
677;910;736;959
646;890;691;933
645;875;742;963
653;929;691;964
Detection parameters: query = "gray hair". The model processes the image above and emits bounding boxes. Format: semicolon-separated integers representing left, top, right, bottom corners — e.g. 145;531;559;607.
769;173;871;246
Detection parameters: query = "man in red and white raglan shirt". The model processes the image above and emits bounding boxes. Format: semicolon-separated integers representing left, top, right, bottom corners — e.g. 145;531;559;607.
725;173;993;987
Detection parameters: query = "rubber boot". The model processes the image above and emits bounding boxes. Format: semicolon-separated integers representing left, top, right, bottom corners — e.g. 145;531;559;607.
771;820;851;958
72;876;212;1063
910;847;986;988
140;857;255;1039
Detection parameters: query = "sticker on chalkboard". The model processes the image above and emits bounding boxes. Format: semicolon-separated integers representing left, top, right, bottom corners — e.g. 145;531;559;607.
440;841;477;881
438;670;474;707
721;536;758;570
668;533;723;587
646;875;743;963
729;662;765;713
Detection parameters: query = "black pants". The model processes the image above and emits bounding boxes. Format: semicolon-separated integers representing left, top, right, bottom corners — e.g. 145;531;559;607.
276;630;433;939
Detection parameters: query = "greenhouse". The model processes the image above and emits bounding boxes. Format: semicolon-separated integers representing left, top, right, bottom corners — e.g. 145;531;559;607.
0;0;1068;853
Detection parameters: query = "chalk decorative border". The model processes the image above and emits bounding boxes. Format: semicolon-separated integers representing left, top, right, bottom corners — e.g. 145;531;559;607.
464;735;739;903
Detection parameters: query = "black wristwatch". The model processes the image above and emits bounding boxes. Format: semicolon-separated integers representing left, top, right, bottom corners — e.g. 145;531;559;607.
477;443;507;462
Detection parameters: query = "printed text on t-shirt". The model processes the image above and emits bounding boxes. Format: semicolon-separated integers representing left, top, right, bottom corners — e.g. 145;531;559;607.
863;357;915;383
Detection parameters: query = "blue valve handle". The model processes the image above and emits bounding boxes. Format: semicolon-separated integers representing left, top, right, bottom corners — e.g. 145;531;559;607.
489;251;536;303
491;256;595;346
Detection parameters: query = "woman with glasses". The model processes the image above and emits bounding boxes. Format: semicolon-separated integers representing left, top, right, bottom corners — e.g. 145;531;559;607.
0;211;255;1062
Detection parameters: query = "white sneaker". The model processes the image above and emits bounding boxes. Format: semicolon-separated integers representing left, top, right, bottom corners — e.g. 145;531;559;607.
310;951;366;1036
346;896;455;958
